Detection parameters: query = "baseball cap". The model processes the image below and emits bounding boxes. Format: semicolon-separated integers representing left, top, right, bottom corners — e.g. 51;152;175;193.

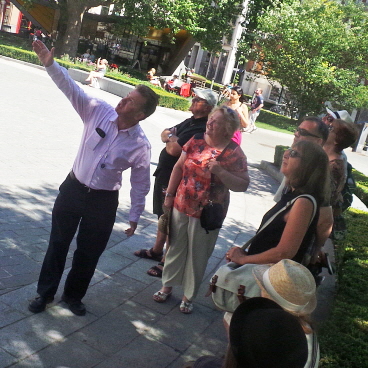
192;88;218;107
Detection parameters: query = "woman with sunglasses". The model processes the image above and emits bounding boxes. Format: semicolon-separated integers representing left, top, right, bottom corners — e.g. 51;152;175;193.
323;119;358;217
153;106;249;313
227;140;330;266
225;86;250;143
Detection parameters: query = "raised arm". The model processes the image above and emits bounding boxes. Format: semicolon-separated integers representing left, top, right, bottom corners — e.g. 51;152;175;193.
32;40;54;67
228;197;314;264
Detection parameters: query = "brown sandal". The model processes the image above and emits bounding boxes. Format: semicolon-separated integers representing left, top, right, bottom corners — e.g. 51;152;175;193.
133;247;163;262
147;262;164;278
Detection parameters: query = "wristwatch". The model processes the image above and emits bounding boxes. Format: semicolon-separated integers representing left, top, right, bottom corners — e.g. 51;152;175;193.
166;133;173;142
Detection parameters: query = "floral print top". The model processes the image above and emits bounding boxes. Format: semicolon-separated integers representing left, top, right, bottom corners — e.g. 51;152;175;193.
174;134;248;218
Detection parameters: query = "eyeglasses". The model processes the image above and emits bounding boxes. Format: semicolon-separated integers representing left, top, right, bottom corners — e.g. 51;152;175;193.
285;148;302;158
295;127;321;139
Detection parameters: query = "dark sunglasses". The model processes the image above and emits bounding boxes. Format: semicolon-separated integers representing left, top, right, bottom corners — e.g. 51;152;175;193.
286;148;302;158
295;127;321;139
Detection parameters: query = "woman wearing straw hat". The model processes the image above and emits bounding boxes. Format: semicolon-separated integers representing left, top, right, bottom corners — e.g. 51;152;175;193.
185;292;313;368
219;260;319;368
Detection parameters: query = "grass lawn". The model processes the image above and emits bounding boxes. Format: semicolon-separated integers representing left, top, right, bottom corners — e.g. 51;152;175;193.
256;121;294;134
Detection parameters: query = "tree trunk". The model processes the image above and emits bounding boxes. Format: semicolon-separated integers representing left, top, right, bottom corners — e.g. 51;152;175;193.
166;36;196;75
60;1;88;58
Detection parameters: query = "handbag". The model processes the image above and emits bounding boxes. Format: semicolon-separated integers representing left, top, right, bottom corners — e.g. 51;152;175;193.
200;140;237;234
207;194;317;312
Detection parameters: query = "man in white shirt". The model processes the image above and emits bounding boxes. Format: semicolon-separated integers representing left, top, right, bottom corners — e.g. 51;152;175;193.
28;41;159;316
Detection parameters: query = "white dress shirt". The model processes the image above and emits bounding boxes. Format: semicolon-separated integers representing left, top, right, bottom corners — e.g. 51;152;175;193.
45;62;151;223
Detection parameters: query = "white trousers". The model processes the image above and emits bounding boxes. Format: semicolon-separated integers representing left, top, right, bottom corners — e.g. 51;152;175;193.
249;110;260;127
162;208;220;301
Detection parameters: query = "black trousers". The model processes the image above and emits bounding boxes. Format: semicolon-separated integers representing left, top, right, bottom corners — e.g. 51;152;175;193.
152;167;172;218
37;174;119;300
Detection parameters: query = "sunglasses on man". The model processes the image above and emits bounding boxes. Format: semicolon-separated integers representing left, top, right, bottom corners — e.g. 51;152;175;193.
295;127;321;139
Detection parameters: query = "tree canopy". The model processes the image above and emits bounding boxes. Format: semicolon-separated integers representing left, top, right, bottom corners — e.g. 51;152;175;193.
240;0;368;116
25;0;243;57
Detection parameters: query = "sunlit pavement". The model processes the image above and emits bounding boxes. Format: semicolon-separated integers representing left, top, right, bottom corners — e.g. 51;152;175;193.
1;56;364;367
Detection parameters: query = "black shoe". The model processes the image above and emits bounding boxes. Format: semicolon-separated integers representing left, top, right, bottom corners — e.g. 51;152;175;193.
28;296;54;313
61;293;86;316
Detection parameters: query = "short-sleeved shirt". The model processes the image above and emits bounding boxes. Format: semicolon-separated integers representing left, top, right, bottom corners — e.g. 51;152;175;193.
251;94;264;111
154;116;208;174
174;134;248;218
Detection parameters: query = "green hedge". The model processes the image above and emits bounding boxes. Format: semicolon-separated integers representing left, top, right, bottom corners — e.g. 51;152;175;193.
319;209;368;368
259;109;299;132
0;44;190;111
353;169;368;208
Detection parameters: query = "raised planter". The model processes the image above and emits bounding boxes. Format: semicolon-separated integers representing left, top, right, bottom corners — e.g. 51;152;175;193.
67;68;134;97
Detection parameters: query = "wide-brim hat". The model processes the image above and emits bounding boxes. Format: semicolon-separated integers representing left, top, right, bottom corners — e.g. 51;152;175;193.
252;259;317;315
192;88;218;107
326;108;354;123
230;297;308;368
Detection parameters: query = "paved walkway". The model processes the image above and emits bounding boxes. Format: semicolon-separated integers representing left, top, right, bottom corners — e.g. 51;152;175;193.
0;56;350;368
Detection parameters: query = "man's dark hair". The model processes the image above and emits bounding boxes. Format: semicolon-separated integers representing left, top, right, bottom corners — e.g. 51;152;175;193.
135;84;159;118
302;116;329;143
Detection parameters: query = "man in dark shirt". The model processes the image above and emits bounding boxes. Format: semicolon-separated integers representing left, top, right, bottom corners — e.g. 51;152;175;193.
134;88;218;277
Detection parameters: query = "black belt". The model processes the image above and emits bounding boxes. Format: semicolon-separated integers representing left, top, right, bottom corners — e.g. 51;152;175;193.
69;171;117;193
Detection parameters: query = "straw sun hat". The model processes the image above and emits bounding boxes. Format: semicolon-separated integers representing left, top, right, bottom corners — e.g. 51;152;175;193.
252;259;317;315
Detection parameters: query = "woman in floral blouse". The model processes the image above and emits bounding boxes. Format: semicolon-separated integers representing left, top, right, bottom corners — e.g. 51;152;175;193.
153;106;249;313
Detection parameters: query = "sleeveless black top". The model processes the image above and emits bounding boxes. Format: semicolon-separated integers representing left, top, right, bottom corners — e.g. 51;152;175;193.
247;192;319;263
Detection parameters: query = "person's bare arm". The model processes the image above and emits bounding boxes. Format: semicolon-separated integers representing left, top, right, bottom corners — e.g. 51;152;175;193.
161;128;182;156
228;198;314;264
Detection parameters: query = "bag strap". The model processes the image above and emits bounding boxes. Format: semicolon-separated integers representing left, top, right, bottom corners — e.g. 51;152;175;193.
241;194;317;250
209;140;238;201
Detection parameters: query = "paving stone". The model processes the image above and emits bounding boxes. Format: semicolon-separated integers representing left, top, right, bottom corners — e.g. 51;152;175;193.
0;347;17;368
84;273;147;317
93;334;180;368
0;306;98;359
9;335;106;368
73;300;161;355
